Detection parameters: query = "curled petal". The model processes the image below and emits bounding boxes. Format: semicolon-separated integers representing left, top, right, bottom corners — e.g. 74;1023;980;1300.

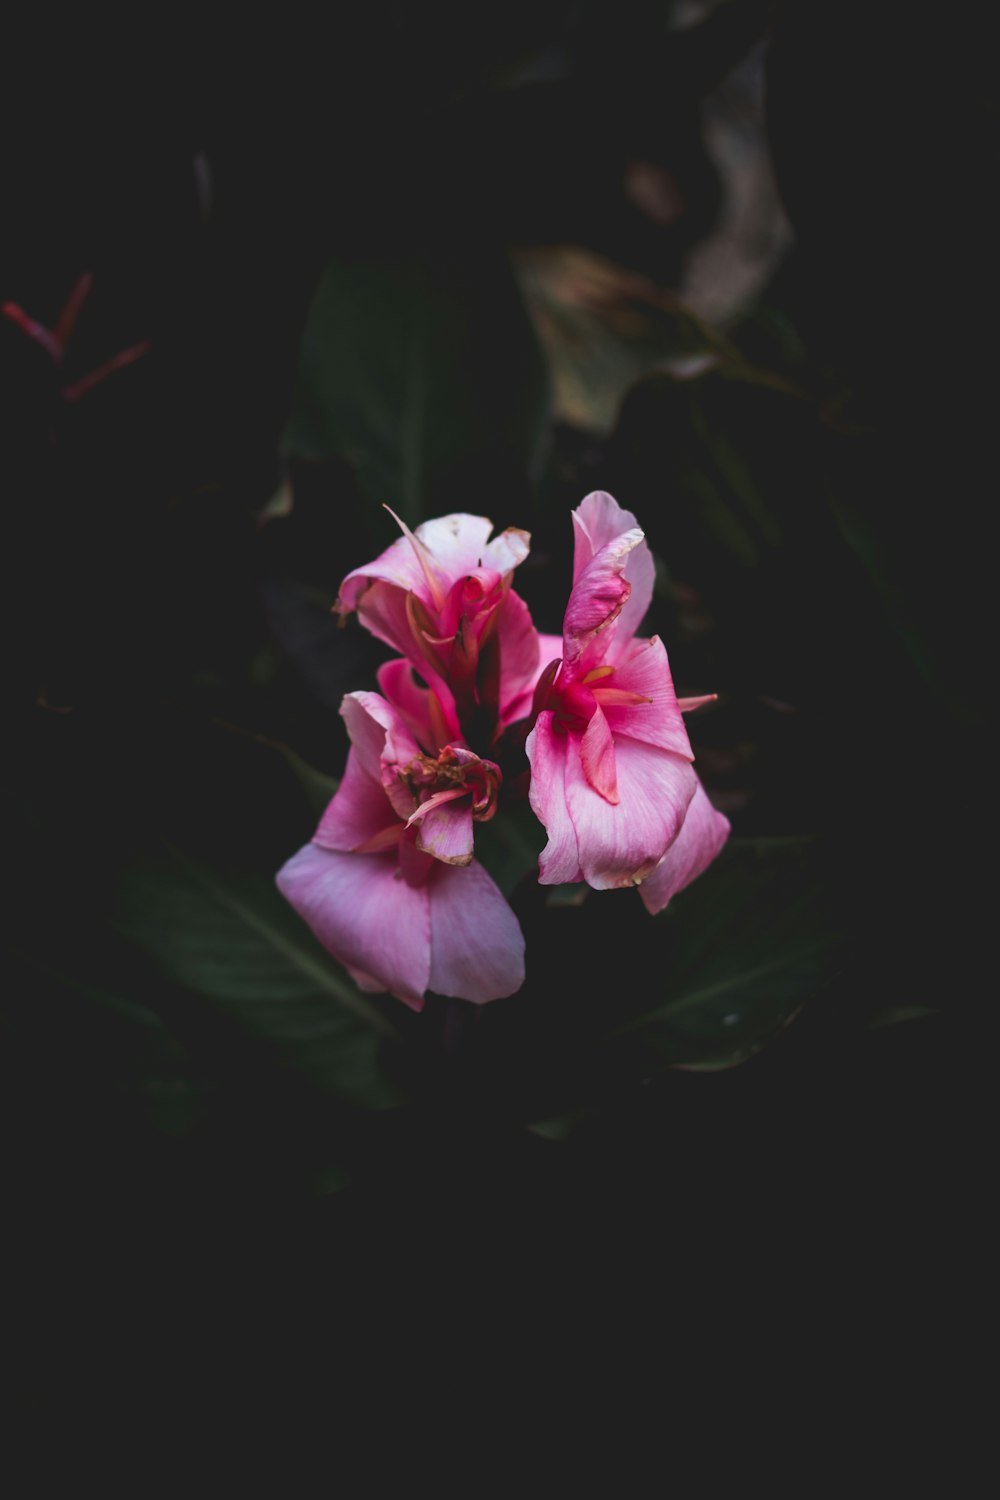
572;491;655;644
481;526;531;574
427;861;526;1003
340;691;421;783
563;528;644;665
638;781;731;915
275;843;431;1010
343;577;412;658
410;793;475;866
337;513;494;618
408;513;500;582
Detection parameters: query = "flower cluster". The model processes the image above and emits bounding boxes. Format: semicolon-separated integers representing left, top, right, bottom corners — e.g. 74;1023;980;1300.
277;492;729;1010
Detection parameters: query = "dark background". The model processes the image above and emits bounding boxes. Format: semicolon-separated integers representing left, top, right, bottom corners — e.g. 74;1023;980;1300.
3;2;991;1433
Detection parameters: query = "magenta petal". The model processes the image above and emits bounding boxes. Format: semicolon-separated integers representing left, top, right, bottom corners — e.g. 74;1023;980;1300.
563;528;644;662
338;514;491;614
564;734;697;890
525;712;584;885
338;542;428;616
496;587;541;720
528;635;565;689
427;860;525;1003
579;704;619;802
377;657;461;751
347;578;415;659
601;636;693;759
413;796;475;865
572;490;639;577
344;961;421;1007
638;780;731;915
276;843;431;1009
572;490;655;643
339;691;419;781
314;746;400;852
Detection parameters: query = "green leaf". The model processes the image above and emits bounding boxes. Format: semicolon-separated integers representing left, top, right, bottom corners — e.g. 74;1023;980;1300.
284;253;550;526
4;940;201;1141
608;837;843;1072
112;844;401;1109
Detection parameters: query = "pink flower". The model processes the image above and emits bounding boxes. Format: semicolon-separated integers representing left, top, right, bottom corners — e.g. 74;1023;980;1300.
335;511;539;745
637;779;731;915
525;491;729;900
276;690;525;1010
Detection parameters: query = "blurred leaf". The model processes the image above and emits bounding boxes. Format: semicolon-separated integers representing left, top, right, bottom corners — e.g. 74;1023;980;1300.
526;1112;584;1143
868;1005;936;1031
512;246;714;435
512;245;803;437
4;940;201;1142
608;836;842;1072
112;842;400;1110
212;718;339;820
283;253;550;527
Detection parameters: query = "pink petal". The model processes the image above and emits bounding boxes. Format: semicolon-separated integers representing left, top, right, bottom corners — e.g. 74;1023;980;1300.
337;514;490;616
411;795;475;866
517;638;565;724
397;830;436;888
350;577;419;661
276;843;431;1010
563;733;698;890
354;582;459;712
337;692;388;780
638;780;731;915
437;567;504;640
427;860;526;1003
481;526;531;574
530;635;565;685
600;636;693;760
525;712;584;885
411;513;498;579
313;746;401;852
343;963;397;996
377;658;438;752
572;491;655;643
496;587;541;720
340;691;421;781
572;490;638;577
563;528;645;664
579;703;619;802
377;656;461;751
